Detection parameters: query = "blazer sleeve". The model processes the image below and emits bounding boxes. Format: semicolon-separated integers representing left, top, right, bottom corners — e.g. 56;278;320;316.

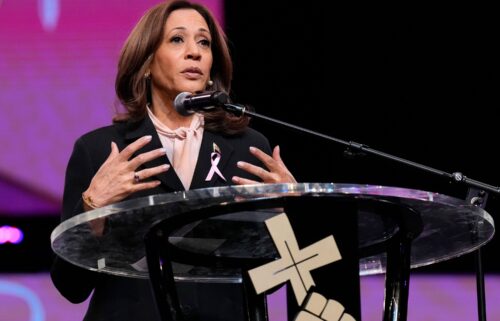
50;136;100;303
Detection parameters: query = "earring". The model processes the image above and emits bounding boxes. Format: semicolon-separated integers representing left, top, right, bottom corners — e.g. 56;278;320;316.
145;70;152;108
207;79;214;87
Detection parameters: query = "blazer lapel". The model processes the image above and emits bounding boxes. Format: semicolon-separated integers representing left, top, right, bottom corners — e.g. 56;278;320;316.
125;116;185;191
191;130;234;189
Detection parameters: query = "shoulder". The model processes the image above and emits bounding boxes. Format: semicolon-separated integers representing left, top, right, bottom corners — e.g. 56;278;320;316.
244;127;269;142
224;127;269;145
75;120;136;147
71;121;132;159
78;122;126;142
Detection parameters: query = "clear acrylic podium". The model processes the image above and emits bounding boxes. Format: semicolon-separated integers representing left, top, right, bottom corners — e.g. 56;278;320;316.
51;183;495;321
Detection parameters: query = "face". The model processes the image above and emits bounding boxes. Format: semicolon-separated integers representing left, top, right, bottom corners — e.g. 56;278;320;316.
150;8;213;102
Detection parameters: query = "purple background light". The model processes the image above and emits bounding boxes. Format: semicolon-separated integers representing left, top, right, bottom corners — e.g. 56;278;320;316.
0;226;24;244
1;274;499;320
0;0;223;215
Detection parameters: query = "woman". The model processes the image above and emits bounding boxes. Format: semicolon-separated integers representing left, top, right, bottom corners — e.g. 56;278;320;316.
51;1;295;320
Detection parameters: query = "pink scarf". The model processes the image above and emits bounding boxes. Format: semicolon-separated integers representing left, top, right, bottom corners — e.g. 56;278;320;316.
147;108;204;190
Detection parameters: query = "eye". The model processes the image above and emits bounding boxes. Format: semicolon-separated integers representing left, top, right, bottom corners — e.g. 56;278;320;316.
199;39;211;47
170;35;184;43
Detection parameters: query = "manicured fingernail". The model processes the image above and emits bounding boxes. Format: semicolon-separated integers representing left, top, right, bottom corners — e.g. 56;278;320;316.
158;148;167;154
237;161;244;168
162;164;170;170
144;135;152;141
249;146;256;152
232;176;240;182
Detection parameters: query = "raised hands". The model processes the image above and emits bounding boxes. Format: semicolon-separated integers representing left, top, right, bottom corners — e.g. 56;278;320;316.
82;135;169;210
232;145;296;185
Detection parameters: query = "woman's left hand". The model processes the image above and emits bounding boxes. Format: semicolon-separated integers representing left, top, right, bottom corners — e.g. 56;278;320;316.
232;145;296;185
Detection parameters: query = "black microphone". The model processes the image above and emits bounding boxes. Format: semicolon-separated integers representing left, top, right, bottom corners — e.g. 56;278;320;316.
174;91;229;116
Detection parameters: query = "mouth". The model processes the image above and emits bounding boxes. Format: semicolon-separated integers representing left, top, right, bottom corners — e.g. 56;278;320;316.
181;67;203;80
182;67;203;75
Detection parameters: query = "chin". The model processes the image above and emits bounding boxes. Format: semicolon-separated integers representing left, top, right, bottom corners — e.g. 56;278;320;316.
186;87;208;94
182;81;207;93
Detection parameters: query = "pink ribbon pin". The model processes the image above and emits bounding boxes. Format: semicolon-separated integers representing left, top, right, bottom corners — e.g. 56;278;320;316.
205;151;226;182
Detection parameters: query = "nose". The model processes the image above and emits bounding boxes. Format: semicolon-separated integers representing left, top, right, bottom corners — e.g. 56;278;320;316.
185;40;201;61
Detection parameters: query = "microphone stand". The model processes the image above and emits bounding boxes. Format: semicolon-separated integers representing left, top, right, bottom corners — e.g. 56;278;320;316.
223;102;497;321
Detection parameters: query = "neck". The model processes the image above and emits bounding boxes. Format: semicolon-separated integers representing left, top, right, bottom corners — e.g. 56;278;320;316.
151;91;193;129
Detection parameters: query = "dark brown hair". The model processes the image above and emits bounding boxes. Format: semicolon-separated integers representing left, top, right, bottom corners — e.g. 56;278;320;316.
115;0;248;134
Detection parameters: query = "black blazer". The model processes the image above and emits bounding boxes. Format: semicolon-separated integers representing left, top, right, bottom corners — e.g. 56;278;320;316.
50;115;272;321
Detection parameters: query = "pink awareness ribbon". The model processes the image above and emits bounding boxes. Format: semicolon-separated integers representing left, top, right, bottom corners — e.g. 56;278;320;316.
205;152;226;181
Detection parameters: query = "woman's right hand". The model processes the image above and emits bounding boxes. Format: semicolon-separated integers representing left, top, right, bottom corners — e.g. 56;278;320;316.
82;135;169;210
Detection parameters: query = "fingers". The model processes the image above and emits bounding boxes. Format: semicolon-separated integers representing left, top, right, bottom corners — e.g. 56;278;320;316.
119;135;153;161
114;136;167;170
130;166;169;192
130;164;170;193
86;136;170;208
128;147;167;169
111;141;119;156
131;179;162;192
272;145;282;162
249;146;277;171
102;141;120;165
236;145;297;185
236;161;272;181
232;176;260;185
134;164;170;183
108;135;167;170
271;145;296;183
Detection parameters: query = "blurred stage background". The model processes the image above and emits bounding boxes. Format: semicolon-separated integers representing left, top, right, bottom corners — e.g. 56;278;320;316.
0;0;498;320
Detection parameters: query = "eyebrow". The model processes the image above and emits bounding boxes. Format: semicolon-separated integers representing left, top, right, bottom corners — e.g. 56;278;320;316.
169;26;210;34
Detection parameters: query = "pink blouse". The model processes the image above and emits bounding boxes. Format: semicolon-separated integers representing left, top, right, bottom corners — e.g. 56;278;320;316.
147;108;204;190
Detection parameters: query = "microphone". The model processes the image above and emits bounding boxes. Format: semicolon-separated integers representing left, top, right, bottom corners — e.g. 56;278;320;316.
174;91;229;116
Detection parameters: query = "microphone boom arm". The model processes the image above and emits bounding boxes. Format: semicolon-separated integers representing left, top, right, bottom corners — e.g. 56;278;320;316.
222;103;500;194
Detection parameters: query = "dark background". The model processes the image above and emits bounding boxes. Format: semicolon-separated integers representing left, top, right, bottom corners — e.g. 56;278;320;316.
225;2;499;273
